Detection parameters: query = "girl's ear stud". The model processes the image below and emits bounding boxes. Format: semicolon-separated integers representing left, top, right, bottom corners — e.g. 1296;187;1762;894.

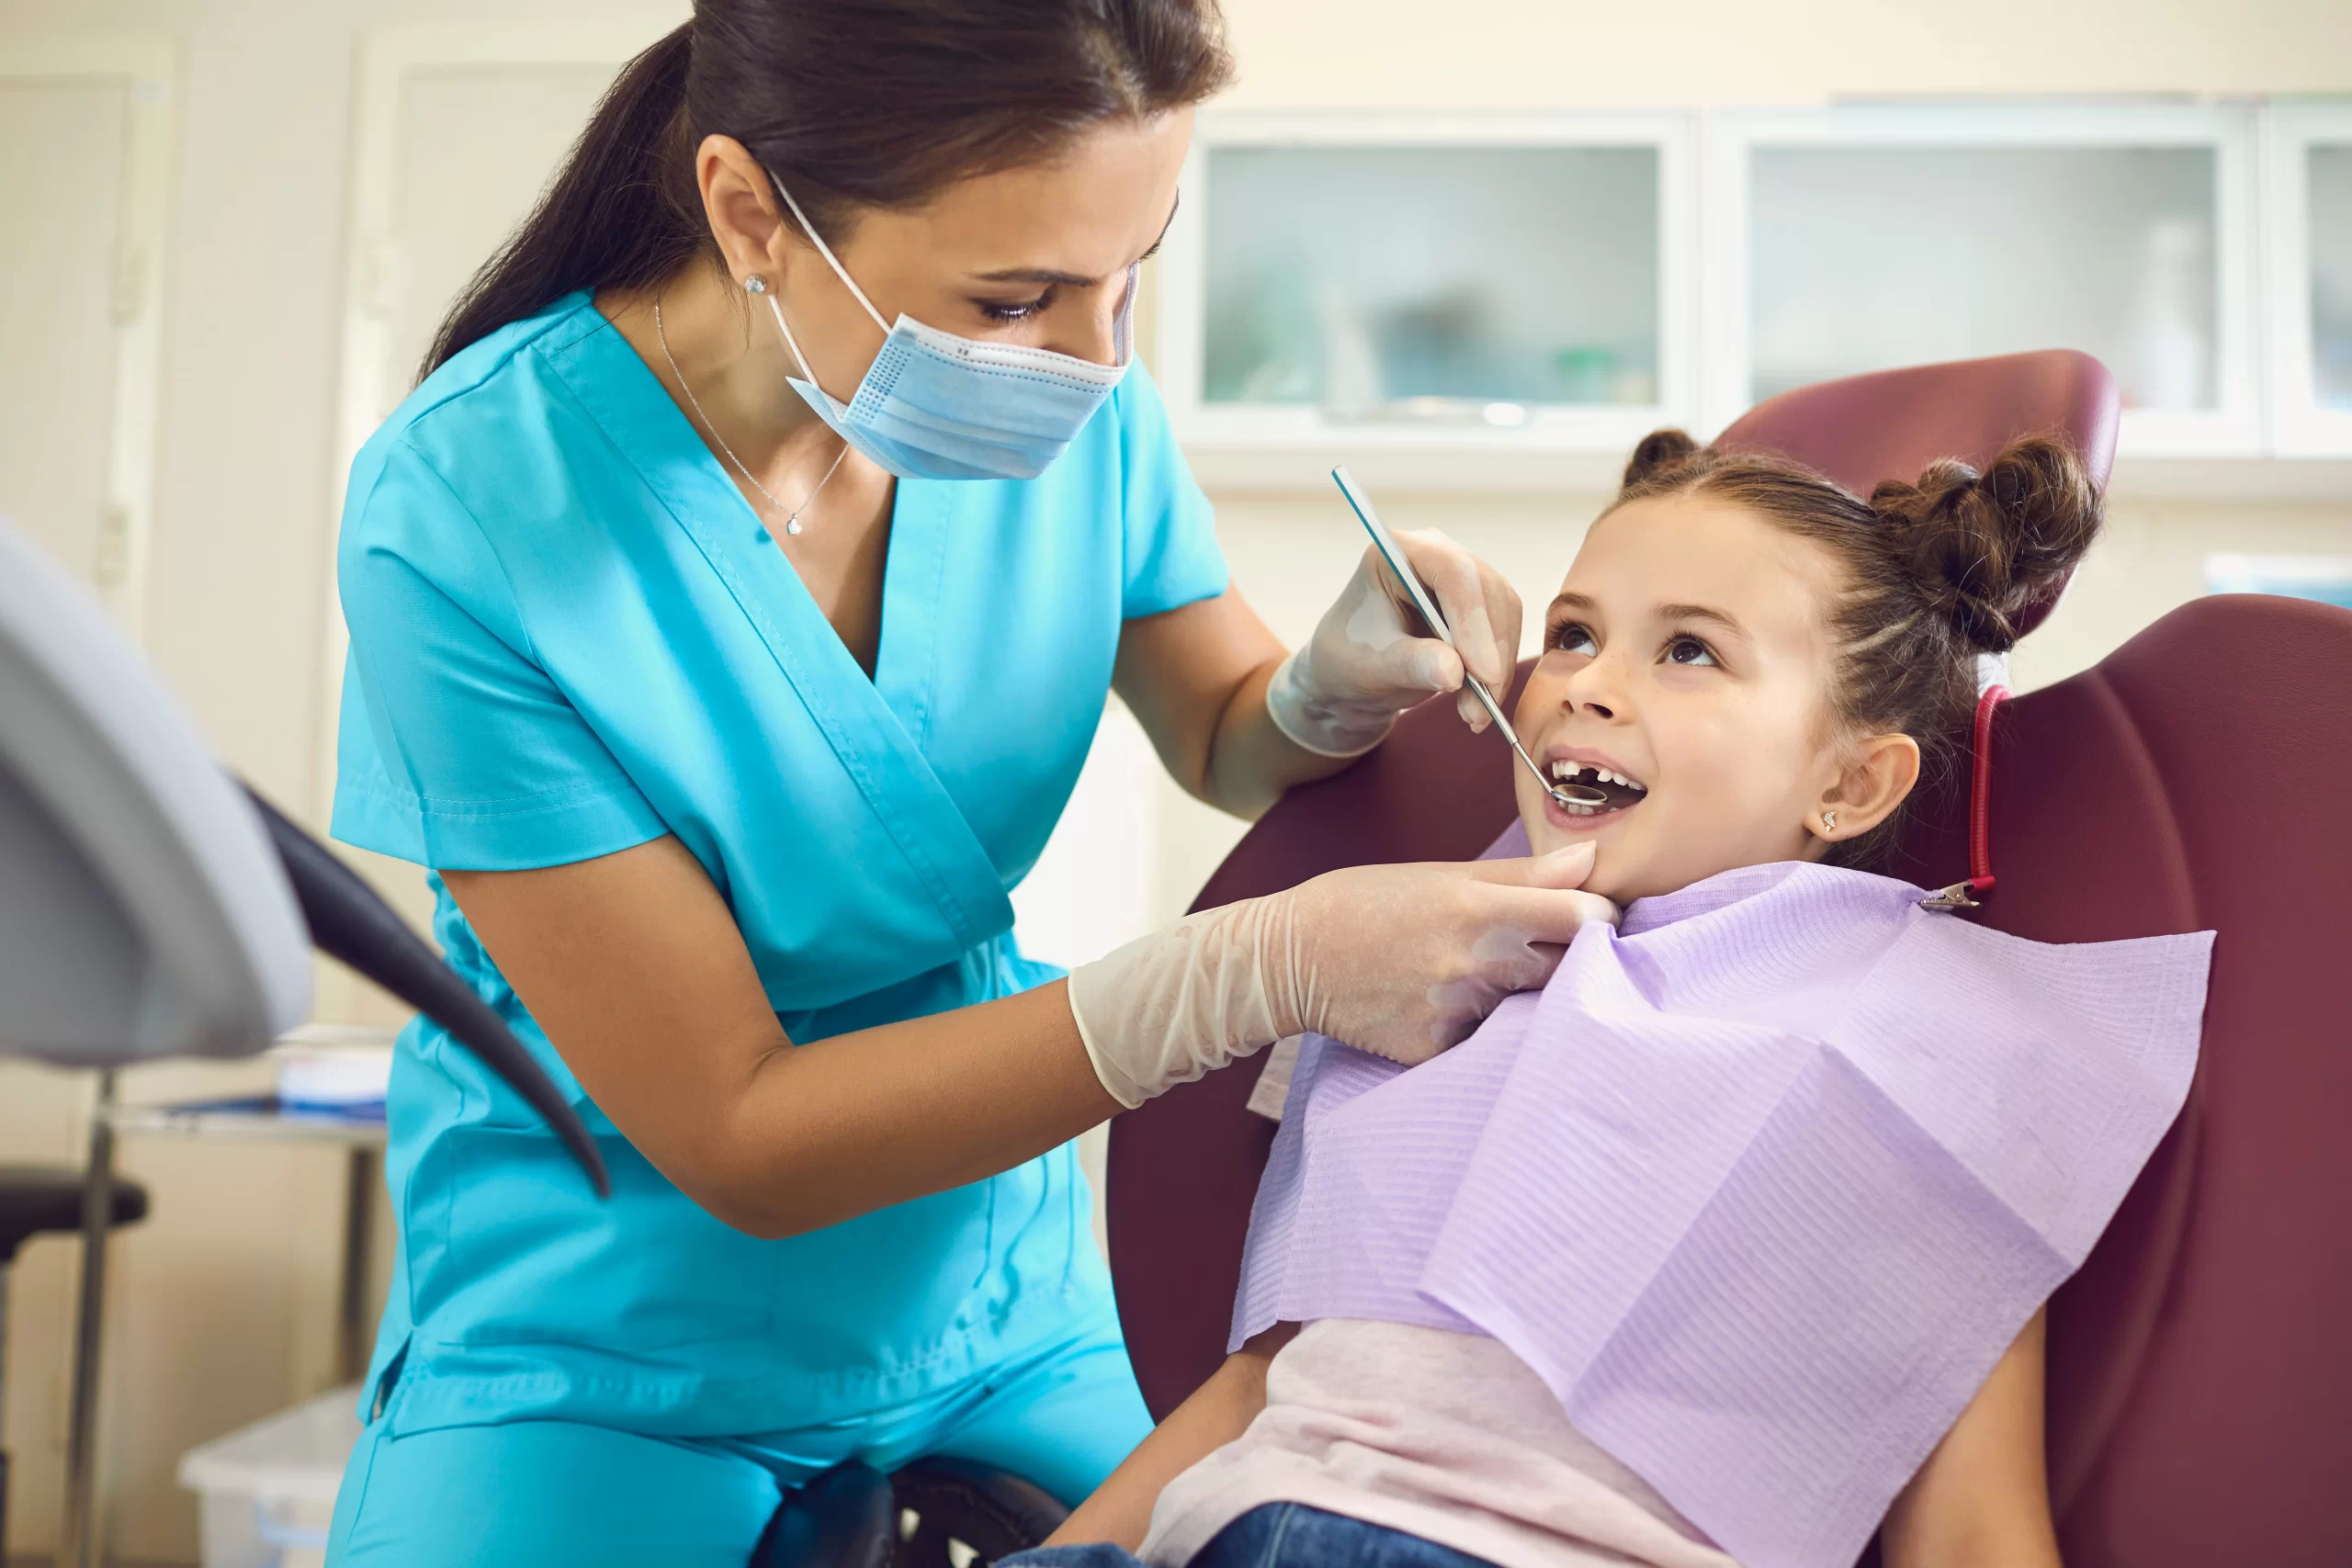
1822;810;1838;832
743;276;768;295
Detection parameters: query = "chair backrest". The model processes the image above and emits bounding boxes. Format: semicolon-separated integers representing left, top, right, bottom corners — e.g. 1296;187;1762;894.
1111;349;2125;1416
1715;350;2118;636
1106;672;1530;1418
1108;356;2352;1563
1111;595;2352;1568
1874;592;2352;1567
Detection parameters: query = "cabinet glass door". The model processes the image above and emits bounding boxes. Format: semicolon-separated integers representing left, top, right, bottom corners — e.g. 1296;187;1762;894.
1161;118;1687;464
1204;145;1659;419
1749;145;2219;412
1722;108;2258;456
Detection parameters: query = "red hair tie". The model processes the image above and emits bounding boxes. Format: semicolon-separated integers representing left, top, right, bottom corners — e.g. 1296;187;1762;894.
1920;684;2009;911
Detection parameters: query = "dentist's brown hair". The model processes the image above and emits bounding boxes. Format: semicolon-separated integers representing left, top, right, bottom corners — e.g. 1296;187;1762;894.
424;0;1232;378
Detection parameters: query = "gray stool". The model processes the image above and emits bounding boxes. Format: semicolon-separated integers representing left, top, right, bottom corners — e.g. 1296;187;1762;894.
0;1167;146;1554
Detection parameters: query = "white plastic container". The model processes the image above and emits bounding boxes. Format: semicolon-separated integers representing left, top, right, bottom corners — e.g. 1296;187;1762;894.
178;1385;363;1568
273;1041;393;1109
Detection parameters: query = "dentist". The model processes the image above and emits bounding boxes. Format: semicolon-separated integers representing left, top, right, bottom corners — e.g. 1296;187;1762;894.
324;3;1613;1562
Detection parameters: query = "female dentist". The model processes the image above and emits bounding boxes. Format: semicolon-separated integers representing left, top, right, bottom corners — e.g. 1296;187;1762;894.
323;2;1614;1562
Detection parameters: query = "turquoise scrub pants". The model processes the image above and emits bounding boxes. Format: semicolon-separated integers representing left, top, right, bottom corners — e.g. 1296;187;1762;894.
326;1308;1150;1566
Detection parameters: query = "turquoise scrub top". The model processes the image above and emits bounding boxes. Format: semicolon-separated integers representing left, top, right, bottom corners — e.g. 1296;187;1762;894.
330;292;1228;1439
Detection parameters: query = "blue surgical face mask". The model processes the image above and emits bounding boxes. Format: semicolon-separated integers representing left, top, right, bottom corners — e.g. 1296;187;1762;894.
757;173;1134;482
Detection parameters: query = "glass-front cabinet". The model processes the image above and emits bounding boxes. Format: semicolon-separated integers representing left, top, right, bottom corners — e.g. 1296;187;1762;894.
1705;106;2260;456
1154;113;1691;457
1153;101;2351;470
2267;103;2352;453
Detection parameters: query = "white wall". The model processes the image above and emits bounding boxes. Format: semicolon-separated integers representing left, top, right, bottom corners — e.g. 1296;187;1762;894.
0;6;685;1560
0;0;2347;1560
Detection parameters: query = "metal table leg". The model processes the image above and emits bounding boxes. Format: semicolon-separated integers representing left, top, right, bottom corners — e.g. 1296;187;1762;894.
58;1069;117;1568
339;1145;379;1384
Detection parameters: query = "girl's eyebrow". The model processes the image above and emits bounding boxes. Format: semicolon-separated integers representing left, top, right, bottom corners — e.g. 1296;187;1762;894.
1550;591;1746;639
1658;602;1749;640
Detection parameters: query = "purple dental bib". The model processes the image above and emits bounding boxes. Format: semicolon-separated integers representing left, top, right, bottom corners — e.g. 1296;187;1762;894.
1234;829;2211;1568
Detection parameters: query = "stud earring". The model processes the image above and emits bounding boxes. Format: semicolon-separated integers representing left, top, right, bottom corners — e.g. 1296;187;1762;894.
742;276;768;295
1821;810;1838;832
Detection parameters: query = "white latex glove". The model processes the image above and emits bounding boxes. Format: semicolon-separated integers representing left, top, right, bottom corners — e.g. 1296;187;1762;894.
1066;841;1619;1107
1265;529;1523;757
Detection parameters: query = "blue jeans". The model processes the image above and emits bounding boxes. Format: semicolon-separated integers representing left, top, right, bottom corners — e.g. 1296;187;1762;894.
1006;1504;1503;1568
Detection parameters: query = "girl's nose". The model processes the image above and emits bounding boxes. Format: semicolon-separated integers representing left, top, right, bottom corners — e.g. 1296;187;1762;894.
1559;657;1623;721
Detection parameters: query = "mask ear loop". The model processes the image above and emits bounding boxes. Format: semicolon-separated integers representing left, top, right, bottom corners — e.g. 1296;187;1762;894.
1919;683;2009;911
765;167;892;334
756;284;827;392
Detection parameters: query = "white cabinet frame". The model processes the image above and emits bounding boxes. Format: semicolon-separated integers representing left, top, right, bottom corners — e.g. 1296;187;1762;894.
0;34;179;645
1153;109;1697;481
316;25;653;821
2263;101;2352;456
1701;104;2265;457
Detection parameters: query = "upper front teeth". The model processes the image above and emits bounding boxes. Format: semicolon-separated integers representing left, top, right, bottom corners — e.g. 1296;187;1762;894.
1552;761;1645;792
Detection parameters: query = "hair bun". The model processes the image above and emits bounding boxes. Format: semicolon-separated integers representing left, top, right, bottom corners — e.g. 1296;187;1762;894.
1622;428;1701;490
1867;436;2100;653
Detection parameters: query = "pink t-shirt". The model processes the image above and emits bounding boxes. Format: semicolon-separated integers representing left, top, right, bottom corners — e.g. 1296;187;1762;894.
1140;1319;1738;1568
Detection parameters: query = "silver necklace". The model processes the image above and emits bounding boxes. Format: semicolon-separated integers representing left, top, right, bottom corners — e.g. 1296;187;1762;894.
655;295;847;537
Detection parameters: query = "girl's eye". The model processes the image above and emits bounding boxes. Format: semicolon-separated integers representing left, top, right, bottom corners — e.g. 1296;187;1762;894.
1549;621;1598;657
978;291;1054;322
1665;635;1717;668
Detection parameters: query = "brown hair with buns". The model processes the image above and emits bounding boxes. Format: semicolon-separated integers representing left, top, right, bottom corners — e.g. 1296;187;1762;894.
1606;429;2104;867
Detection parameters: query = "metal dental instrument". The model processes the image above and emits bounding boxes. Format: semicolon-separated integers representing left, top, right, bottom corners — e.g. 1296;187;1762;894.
1329;465;1607;812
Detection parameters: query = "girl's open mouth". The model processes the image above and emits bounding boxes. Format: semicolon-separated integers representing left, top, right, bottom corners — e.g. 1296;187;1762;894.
1544;759;1647;827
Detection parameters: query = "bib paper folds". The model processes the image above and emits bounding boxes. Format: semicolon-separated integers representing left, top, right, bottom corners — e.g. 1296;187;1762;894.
1234;858;2210;1568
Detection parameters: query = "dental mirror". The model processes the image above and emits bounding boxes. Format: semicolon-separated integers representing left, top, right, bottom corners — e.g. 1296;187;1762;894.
1329;466;1599;813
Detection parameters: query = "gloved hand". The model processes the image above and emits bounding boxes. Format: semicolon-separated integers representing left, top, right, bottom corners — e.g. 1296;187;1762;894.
1264;529;1523;757
1066;841;1619;1107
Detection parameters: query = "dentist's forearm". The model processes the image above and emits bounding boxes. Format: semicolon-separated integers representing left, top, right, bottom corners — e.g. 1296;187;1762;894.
1114;592;1356;824
1196;654;1355;819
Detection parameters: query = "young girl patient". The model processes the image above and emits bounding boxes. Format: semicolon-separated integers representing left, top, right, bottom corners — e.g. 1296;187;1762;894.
1017;432;2211;1568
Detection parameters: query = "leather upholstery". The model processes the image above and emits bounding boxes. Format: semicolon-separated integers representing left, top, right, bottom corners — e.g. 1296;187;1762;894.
1108;355;2352;1563
1714;349;2118;637
1108;671;1530;1421
1111;347;2124;1422
1111;595;2352;1565
1883;593;2352;1567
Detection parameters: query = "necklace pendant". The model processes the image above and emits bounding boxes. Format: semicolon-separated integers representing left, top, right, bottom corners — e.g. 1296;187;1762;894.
785;517;804;536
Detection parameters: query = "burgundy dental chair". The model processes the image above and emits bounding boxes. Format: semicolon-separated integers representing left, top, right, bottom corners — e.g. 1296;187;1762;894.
1108;351;2352;1568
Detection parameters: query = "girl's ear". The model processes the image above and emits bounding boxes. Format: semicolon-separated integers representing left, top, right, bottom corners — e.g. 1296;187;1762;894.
1810;732;1921;844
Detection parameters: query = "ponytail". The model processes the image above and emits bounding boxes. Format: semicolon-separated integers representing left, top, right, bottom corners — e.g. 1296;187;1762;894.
422;25;703;377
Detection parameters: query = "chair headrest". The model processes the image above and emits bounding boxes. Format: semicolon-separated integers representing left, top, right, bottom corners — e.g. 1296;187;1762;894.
1713;350;2120;639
